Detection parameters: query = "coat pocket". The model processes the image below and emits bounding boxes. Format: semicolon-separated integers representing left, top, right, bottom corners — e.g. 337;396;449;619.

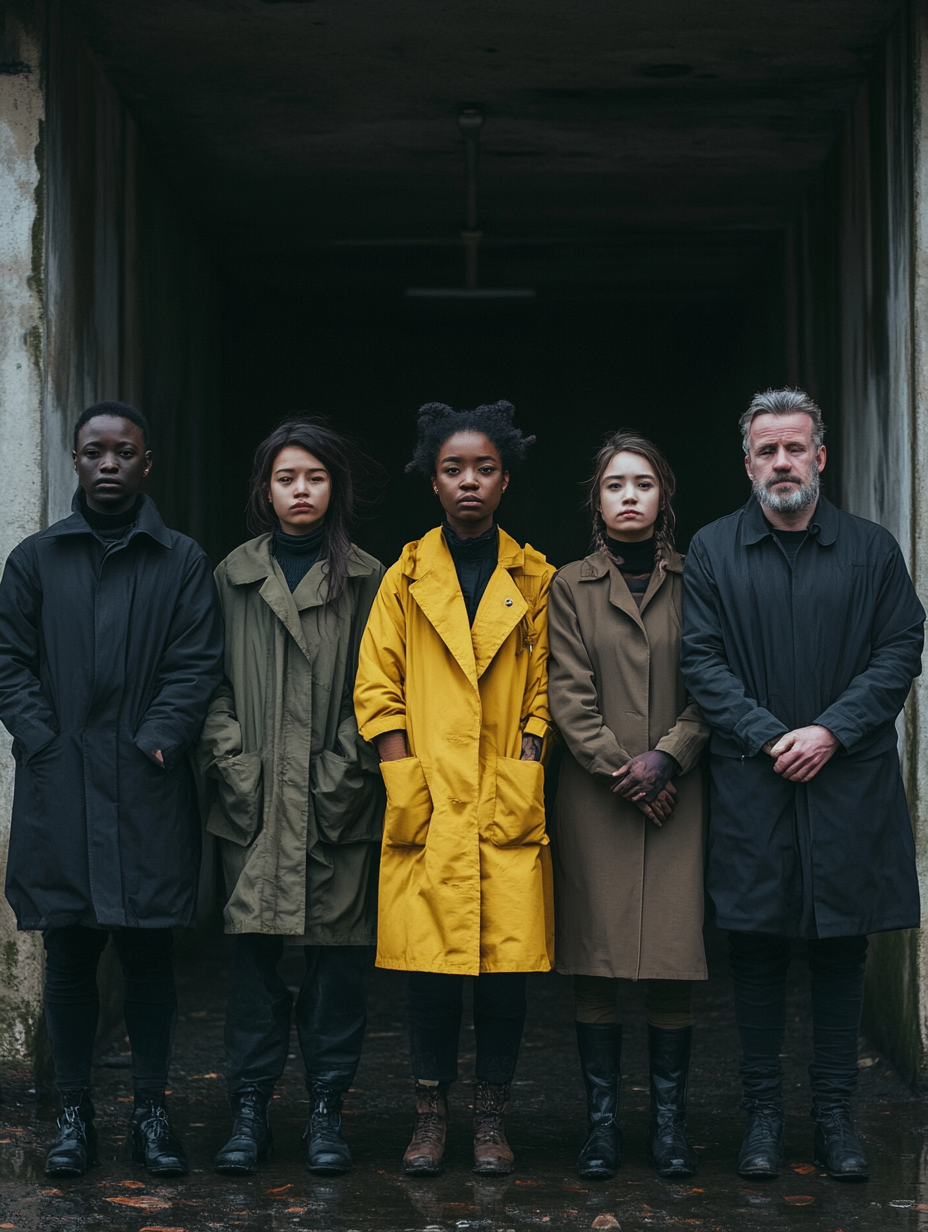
380;756;432;848
206;751;264;847
312;747;385;844
489;755;547;847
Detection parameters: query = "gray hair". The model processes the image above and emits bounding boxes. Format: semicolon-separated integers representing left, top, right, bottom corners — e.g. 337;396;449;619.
739;387;826;455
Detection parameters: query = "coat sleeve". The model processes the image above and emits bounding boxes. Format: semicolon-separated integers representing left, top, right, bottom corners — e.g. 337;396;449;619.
354;563;409;744
337;562;387;759
813;543;925;751
0;542;59;761
680;537;789;757
521;565;554;746
134;548;225;767
654;695;711;775
547;571;633;776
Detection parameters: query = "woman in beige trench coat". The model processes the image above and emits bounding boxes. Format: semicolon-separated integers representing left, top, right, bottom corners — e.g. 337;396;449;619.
548;430;710;1181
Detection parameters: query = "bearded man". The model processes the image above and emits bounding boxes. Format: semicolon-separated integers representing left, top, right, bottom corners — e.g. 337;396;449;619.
680;388;924;1182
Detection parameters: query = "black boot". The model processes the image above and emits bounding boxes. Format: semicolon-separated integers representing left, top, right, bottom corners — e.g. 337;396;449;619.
214;1087;273;1175
737;1101;784;1179
45;1090;98;1177
647;1025;697;1178
131;1095;188;1177
303;1082;351;1175
575;1022;622;1179
812;1099;869;1181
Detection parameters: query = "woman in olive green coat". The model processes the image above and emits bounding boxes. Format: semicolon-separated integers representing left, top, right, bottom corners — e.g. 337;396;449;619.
548;430;710;1182
196;419;384;1178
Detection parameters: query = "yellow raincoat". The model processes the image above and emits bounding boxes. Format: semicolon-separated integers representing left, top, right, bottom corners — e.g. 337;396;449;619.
354;526;555;976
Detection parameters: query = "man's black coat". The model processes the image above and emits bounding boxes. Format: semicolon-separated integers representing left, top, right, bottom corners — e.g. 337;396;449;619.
681;496;924;938
0;493;223;930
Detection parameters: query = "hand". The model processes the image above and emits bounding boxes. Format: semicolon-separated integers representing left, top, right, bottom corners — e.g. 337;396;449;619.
764;725;839;782
636;786;677;827
612;750;680;804
375;730;409;762
147;749;165;768
520;734;542;762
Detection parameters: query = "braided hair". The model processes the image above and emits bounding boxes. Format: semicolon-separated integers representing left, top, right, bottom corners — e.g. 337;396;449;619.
405;400;536;477
587;429;677;563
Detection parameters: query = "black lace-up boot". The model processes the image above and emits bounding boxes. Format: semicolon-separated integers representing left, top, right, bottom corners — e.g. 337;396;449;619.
647;1025;697;1178
575;1022;622;1179
303;1083;351;1174
214;1087;273;1175
45;1089;98;1177
131;1095;188;1177
812;1099;869;1180
737;1100;784;1179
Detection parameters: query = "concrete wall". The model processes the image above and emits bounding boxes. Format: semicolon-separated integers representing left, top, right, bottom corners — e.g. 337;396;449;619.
0;0;221;1068
785;1;928;1087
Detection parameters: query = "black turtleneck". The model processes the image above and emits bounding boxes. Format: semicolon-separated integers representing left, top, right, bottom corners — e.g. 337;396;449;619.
273;523;325;592
444;520;499;626
79;490;141;540
607;535;656;608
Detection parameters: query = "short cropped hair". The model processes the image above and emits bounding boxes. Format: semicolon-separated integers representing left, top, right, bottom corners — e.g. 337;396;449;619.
73;401;151;450
739;388;825;455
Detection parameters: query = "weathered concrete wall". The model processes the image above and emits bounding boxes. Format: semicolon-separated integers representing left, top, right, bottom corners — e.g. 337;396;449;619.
785;2;928;1086
0;0;221;1070
0;1;49;1067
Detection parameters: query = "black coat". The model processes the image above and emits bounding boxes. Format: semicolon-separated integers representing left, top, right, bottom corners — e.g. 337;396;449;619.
0;493;223;931
680;496;924;938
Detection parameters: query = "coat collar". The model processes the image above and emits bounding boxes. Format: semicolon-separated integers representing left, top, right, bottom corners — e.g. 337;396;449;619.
224;534;378;665
577;547;682;628
404;525;535;687
738;495;838;546
43;489;173;549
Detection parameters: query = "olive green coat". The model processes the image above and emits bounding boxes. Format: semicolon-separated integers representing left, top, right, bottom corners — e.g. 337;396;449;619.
196;535;385;942
547;550;710;981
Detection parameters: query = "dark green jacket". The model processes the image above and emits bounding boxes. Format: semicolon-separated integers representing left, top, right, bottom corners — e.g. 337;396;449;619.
197;534;385;941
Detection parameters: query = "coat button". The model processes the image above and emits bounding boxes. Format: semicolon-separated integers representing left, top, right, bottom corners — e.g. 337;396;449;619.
505;598;513;606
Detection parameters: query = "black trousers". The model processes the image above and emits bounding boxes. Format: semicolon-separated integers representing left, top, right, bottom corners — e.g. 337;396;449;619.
43;925;176;1097
729;931;869;1106
224;935;375;1096
407;971;527;1086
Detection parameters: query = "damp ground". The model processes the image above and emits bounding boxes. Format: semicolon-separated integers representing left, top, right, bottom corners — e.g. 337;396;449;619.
1;926;926;1231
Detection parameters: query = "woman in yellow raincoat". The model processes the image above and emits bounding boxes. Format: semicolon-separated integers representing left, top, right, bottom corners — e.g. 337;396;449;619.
354;401;554;1178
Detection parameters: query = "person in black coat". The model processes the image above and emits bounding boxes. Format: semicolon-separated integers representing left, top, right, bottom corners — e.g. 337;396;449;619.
680;388;924;1184
0;402;223;1179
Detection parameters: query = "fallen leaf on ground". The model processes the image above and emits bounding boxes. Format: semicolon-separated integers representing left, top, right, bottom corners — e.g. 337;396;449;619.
41;1189;62;1196
266;1184;292;1193
592;1215;620;1229
106;1196;171;1211
784;1196;815;1205
791;1163;815;1174
189;1074;219;1080
119;1180;145;1188
515;1180;543;1186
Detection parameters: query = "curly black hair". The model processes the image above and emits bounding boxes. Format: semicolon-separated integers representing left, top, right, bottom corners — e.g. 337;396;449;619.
405;400;537;478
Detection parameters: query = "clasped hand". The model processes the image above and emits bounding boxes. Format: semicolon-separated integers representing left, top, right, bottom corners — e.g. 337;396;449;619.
763;725;839;782
612;749;679;827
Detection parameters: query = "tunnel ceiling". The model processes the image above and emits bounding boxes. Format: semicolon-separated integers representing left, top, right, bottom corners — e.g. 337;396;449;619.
71;0;905;298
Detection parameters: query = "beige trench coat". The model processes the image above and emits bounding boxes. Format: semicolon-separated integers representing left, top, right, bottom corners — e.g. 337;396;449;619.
547;550;710;981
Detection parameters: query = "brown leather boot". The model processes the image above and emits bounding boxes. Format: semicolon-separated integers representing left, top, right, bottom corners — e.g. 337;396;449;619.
473;1080;514;1175
403;1082;449;1175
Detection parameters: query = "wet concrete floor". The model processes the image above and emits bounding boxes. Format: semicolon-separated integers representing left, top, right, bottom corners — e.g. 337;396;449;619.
1;926;927;1232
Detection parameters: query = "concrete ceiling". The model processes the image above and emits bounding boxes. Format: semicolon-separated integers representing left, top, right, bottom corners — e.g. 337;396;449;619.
72;0;905;296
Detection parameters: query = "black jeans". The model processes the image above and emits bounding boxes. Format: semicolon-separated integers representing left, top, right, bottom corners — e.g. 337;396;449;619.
729;931;869;1106
224;935;375;1096
407;971;527;1086
43;925;176;1097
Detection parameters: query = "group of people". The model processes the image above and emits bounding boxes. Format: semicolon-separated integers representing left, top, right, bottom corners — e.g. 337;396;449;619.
0;388;922;1189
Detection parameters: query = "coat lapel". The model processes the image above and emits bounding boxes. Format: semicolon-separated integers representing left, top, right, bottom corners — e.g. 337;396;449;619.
408;530;478;688
471;563;528;678
260;567;313;663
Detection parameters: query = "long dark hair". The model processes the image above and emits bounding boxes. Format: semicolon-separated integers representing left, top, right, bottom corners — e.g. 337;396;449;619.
587;429;677;562
247;417;359;604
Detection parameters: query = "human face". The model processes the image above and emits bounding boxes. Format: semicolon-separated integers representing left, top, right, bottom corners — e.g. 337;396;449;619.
432;431;509;538
745;412;825;518
598;451;662;542
73;416;152;514
268;446;331;535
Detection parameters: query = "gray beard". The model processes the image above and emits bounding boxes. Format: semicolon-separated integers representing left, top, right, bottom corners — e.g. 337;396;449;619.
753;467;820;514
